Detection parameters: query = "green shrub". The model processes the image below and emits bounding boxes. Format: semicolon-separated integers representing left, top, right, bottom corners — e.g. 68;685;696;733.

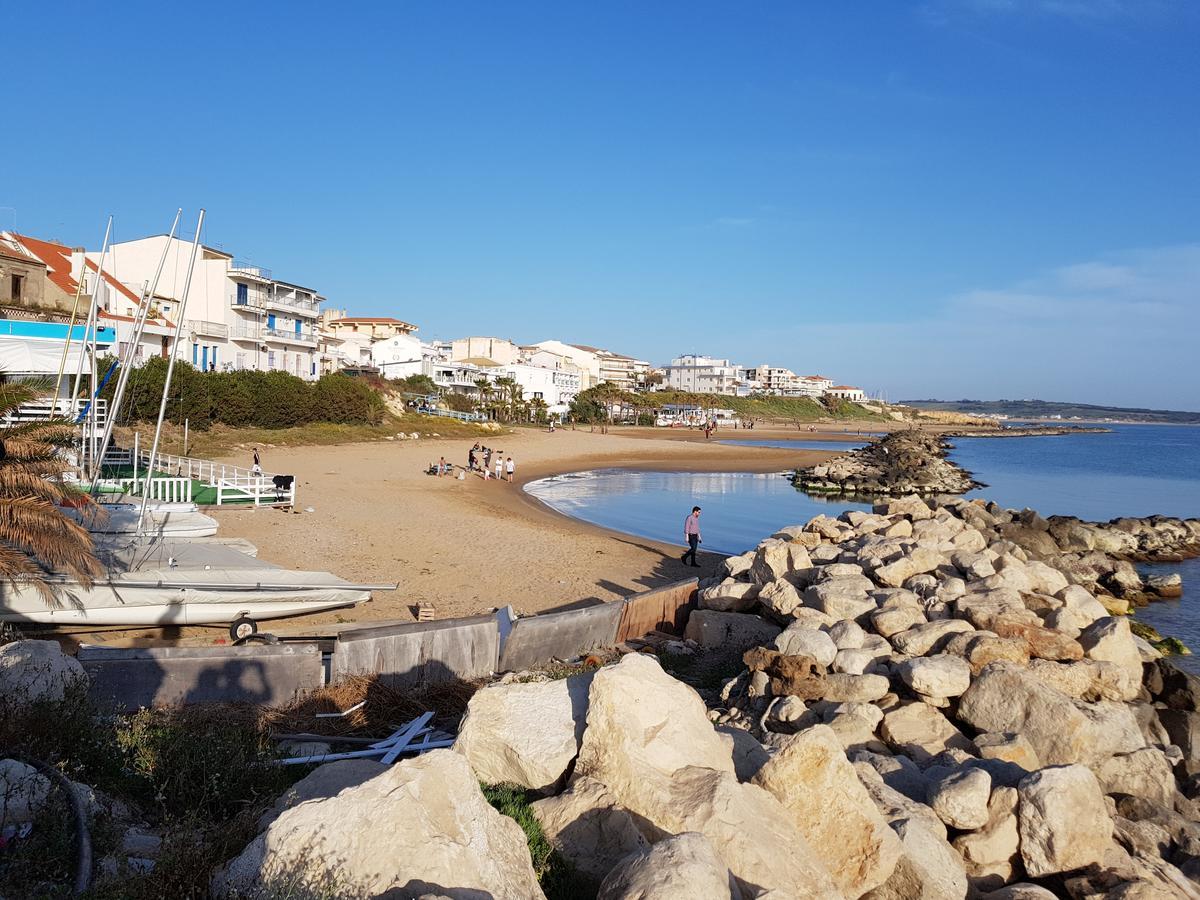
482;783;595;899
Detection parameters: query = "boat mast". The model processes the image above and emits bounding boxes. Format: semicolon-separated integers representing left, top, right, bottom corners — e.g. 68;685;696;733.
70;217;111;441
90;209;182;488
136;209;205;537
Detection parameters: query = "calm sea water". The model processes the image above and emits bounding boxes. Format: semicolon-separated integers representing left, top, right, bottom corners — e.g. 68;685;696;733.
526;424;1200;668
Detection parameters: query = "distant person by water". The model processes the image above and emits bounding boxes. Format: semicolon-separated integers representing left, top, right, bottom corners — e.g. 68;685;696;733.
682;506;702;567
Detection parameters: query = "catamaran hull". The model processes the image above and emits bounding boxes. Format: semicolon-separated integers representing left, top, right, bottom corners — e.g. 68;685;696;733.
0;591;368;627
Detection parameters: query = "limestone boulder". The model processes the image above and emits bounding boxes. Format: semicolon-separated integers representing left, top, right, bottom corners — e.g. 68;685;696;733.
1017;764;1113;877
829;619;867;650
980;885;1059;900
0;759;52;827
597;832;737;900
0;640;87;707
211;750;545;899
877;495;934;521
862;815;969;900
698;581;760;613
685;610;781;652
1079;616;1144;684
257;759;386;830
890;619;974;656
880;702;974;766
973;733;1041;773
899;654;972;699
756;578;803;618
454;672;592;792
532;777;652;883
926;767;991;831
871;605;927;638
749;539;792;585
822;673;891;703
805;576;878;620
874;548;945;588
990;619;1084;662
752;725;901;897
943;632;1030;675
574;653;734;788
1095;749;1176;806
773;625;837;667
952;786;1022;891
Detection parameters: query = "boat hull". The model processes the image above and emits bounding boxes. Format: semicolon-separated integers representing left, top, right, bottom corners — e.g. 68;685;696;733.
0;595;364;627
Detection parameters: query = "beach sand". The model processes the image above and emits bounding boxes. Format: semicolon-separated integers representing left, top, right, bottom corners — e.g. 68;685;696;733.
199;427;845;632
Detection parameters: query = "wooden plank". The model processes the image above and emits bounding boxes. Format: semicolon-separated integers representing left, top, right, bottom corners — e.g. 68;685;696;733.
498;601;623;672
80;643;323;711
615;578;699;643
331;614;499;688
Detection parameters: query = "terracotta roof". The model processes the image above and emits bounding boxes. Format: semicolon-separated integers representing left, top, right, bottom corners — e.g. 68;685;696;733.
12;233;173;327
569;343;602;353
830;385;859;391
802;375;829;381
331;316;416;326
0;235;44;266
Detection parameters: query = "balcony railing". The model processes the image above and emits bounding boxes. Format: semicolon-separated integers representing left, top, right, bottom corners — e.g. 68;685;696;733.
186;319;229;339
230;325;262;341
230;262;273;280
264;327;317;344
264;293;319;316
229;291;269;310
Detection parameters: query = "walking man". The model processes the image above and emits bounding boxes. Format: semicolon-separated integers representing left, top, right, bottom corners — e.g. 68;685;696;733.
682;506;702;567
251;447;262;476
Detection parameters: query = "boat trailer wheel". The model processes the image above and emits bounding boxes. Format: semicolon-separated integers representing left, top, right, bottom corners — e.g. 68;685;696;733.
229;616;258;642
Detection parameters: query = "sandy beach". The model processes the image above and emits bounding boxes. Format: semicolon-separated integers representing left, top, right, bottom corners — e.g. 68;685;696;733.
188;427;848;634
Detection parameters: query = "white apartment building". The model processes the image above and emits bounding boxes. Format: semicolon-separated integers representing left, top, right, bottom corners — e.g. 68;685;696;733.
531;340;602;388
795;375;834;397
496;362;581;416
662;354;745;394
744;364;801;395
588;347;651;391
101;235;323;379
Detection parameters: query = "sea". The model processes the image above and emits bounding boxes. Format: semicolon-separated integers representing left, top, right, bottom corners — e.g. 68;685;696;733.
525;424;1200;671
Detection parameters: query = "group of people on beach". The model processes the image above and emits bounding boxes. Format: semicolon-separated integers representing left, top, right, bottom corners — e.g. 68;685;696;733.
465;443;515;483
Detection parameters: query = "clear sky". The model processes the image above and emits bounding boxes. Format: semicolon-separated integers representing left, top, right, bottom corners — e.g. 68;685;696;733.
7;1;1198;409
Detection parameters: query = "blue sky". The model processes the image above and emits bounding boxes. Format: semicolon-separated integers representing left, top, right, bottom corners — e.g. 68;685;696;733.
7;1;1198;408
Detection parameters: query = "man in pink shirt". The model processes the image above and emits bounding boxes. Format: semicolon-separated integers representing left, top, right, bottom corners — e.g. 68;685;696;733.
682;506;702;567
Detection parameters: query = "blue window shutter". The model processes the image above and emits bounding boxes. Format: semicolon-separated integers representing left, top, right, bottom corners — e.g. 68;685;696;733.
267;313;276;329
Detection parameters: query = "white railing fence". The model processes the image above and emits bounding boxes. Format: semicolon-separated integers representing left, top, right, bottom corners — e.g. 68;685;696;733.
136;450;295;507
113;476;193;504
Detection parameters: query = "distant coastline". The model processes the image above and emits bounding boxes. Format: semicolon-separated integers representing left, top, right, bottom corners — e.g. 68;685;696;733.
903;398;1200;426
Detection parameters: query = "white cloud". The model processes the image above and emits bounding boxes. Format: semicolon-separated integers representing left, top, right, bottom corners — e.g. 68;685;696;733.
770;244;1200;408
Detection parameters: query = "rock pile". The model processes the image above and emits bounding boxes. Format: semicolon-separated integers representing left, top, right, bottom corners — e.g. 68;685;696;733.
795;430;983;496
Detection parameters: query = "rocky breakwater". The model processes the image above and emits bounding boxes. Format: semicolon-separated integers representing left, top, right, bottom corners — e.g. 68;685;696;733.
683;493;1200;897
795;429;983;497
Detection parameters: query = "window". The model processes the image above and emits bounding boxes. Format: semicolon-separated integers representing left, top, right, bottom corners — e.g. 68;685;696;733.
236;283;248;305
267;351;276;368
10;273;24;300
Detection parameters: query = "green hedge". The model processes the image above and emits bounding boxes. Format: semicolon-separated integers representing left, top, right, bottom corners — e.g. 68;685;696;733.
100;357;385;429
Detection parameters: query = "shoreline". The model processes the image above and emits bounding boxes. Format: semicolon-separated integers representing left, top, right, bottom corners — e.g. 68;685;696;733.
51;428;841;647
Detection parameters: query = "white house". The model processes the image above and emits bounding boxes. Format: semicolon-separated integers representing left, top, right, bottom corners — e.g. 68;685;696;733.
101;235;323;379
662;355;745;394
796;375;834;397
826;385;865;402
531;340;602;388
496;362;581;416
450;336;520;366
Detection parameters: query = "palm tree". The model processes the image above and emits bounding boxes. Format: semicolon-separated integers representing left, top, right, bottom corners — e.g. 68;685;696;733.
493;376;523;422
0;380;103;601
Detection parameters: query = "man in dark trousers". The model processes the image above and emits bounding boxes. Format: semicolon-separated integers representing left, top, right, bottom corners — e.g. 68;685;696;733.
682;506;702;567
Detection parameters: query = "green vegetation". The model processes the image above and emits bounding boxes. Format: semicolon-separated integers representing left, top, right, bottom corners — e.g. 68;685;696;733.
482;783;596;898
568;383;884;424
100;357;385;430
1130;619;1192;656
904;398;1200;425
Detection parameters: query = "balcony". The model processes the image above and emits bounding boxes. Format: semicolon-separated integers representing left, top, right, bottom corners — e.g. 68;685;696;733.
229;291;269;310
264;292;320;317
187;319;229;340
230;325;262;341
229;262;273;281
264;327;317;345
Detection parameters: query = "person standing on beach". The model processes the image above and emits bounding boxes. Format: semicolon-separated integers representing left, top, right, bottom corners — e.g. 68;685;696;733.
251;447;262;475
505;456;515;483
438;456;447;477
494;453;504;481
682;506;702;567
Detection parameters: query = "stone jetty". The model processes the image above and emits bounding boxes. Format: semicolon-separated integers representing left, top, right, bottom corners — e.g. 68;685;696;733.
201;494;1200;898
795;430;983;496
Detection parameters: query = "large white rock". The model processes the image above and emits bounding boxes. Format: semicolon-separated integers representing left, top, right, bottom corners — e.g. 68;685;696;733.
0;759;52;827
829;619;867;650
863;815;970;900
757;578;803;618
1094;748;1176;806
822;673;891;703
211;750;545;899
952;786;1021;891
1017;764;1113;877
752;725;901;897
685;610;782;652
257;759;386;830
805;576;878;620
870;605;927;638
531;777;652;882
874;548;945;588
454;672;592;792
1078;616;1144;684
889;619;974;656
773;625;837;667
597;832;737;900
899;655;972;699
0;640;86;707
926;767;991;831
698;581;760;612
880;703;973;766
574;656;841;897
574;654;733;787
